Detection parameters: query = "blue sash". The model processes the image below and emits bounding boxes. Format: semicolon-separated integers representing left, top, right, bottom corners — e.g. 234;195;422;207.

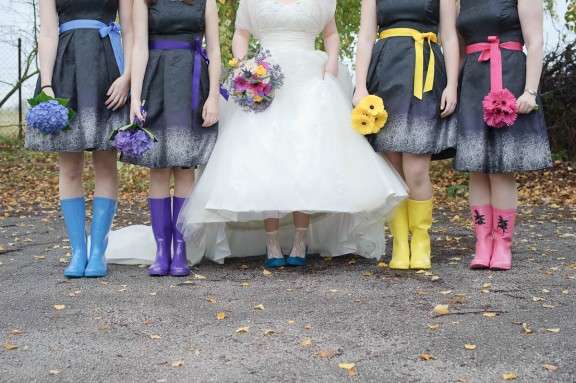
59;19;124;74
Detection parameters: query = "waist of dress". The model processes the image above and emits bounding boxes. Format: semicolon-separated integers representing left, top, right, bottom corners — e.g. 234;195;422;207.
59;19;124;74
378;28;439;100
465;37;523;56
259;32;316;52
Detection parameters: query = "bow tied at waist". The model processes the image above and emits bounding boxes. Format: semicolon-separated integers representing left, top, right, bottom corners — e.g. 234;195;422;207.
59;19;124;74
465;36;523;92
379;28;439;100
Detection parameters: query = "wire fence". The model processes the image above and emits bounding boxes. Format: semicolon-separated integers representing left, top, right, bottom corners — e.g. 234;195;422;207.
0;37;38;139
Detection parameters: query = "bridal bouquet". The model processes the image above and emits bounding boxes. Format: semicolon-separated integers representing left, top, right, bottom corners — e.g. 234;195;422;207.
109;103;157;157
225;50;284;113
351;95;388;135
26;91;76;135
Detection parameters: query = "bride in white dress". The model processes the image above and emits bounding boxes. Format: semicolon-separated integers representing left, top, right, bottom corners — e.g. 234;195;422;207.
106;0;407;267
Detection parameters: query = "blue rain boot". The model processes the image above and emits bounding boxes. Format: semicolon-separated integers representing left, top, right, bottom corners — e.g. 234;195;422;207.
85;197;117;278
61;197;88;278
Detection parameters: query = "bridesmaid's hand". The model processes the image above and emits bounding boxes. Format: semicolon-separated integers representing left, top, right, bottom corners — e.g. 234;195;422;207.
130;98;145;123
440;86;457;118
106;75;130;111
352;87;369;106
202;96;219;128
516;92;538;114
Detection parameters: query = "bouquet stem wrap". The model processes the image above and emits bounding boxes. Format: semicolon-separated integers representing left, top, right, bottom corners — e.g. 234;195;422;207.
466;36;523;128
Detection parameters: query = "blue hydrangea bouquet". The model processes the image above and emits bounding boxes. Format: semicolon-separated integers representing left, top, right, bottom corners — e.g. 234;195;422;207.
109;104;157;157
26;91;76;135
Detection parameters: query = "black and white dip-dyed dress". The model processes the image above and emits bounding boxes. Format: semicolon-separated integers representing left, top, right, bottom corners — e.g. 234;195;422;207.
455;0;552;173
366;0;457;157
26;0;128;152
121;0;216;169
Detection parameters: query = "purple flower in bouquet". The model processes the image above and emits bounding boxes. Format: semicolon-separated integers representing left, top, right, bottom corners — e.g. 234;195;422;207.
110;104;157;157
114;129;154;157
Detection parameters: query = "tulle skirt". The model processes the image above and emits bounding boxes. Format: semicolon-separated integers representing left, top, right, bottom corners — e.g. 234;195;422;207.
106;45;407;266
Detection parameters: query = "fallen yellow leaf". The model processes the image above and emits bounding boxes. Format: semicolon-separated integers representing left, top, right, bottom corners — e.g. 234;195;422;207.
338;362;358;376
483;312;497;318
419;353;435;361
502;372;518;380
48;370;61;375
53;304;66;311
3;343;17;351
10;329;23;335
433;304;449;316
262;269;273;276
300;337;313;348
317;350;338;359
545;328;560;333
206;297;217;304
193;274;207;280
216;312;226;321
235;326;249;334
150;335;161;340
427;324;440;331
263;329;275;336
522;323;533;335
543;364;558;372
377;262;388;269
254;304;265;311
464;344;477;350
171;360;184;367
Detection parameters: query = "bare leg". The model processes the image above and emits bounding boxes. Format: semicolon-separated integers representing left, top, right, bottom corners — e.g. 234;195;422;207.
59;152;85;199
402;153;432;201
469;172;492;206
264;218;282;260
173;168;195;198
150;168;173;198
489;173;518;210
289;212;309;259
384;151;404;178
92;150;118;199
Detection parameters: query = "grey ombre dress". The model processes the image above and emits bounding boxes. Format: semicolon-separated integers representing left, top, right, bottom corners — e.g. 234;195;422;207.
25;0;128;152
455;0;552;173
366;0;456;157
121;0;217;168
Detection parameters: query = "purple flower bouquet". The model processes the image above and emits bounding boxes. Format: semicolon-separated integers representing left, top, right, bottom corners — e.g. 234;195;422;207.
109;106;157;157
26;91;76;135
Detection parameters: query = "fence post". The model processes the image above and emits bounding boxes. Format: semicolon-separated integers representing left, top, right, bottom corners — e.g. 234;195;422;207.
18;38;23;140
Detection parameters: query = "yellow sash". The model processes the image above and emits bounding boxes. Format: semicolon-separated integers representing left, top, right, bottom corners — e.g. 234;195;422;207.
379;28;438;100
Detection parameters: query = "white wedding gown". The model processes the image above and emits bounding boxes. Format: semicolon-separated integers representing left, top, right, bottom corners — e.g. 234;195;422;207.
106;0;407;266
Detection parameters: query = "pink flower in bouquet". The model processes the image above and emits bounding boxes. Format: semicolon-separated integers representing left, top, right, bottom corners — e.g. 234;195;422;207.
482;88;518;128
234;76;250;92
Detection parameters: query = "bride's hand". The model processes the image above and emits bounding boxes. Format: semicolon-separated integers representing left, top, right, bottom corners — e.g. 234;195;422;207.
202;96;219;127
353;87;369;106
323;58;339;79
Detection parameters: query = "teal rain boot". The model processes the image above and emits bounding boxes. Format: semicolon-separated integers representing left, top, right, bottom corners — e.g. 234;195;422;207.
61;197;88;278
85;197;117;278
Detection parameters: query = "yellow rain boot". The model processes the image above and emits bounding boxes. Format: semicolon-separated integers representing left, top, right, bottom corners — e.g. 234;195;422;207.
388;200;410;269
408;199;433;270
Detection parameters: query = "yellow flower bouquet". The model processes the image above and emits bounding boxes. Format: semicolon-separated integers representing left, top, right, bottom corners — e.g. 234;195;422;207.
351;95;388;135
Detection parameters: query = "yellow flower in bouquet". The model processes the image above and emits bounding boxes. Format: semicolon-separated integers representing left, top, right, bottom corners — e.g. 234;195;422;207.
351;95;388;135
255;64;268;77
357;95;385;117
351;109;377;135
228;57;240;68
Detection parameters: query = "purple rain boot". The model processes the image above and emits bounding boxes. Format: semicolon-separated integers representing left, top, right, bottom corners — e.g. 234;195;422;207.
170;197;191;277
148;198;172;277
